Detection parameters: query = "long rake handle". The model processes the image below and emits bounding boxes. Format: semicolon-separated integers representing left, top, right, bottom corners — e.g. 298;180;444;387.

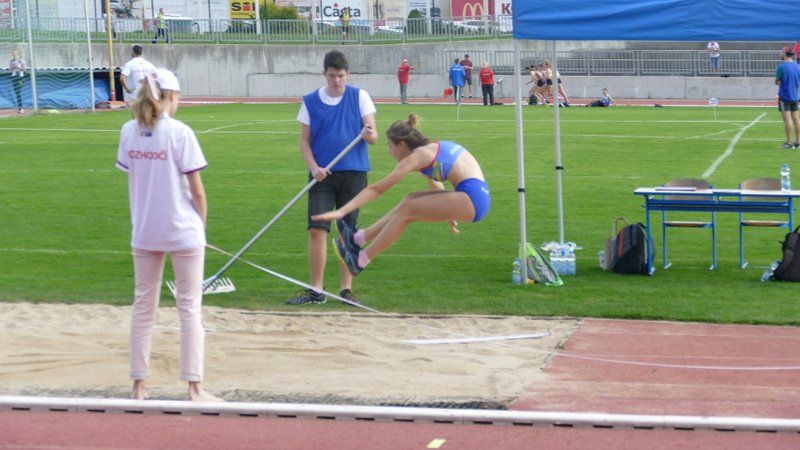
206;243;381;313
205;134;364;288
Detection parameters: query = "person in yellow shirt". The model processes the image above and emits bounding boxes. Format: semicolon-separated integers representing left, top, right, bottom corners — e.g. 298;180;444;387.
341;8;351;43
151;8;169;44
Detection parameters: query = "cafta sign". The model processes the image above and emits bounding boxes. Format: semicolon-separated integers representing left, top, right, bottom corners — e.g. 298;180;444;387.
323;6;362;18
230;0;256;19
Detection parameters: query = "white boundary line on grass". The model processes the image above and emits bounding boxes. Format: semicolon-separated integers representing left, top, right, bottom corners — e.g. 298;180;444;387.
702;113;766;179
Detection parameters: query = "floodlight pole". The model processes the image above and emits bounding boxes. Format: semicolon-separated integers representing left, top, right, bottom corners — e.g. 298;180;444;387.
23;0;38;112
83;0;96;112
104;0;116;102
255;0;261;34
207;0;212;32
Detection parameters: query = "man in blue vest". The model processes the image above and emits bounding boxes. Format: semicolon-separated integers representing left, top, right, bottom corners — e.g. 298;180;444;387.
448;58;466;105
289;50;378;305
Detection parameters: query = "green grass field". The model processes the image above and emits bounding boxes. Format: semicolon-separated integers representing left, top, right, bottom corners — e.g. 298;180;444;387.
2;103;798;325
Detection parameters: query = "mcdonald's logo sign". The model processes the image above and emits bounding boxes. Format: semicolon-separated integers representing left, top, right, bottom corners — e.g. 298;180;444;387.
462;2;483;17
452;0;495;18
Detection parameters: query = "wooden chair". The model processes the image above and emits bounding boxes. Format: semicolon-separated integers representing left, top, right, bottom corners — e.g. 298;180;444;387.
739;178;791;268
661;178;717;270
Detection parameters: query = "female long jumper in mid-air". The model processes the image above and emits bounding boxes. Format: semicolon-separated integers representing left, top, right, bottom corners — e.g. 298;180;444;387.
312;114;491;275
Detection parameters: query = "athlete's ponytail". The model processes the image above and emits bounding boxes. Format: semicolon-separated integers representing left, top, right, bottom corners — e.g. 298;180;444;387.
130;69;180;129
130;73;164;129
386;113;430;150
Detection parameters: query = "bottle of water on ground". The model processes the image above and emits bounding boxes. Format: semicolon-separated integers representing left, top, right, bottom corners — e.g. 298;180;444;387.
512;258;522;284
781;163;791;192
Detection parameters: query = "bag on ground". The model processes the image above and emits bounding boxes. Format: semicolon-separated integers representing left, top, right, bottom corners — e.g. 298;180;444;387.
771;226;800;281
610;218;652;275
521;242;563;286
602;217;630;271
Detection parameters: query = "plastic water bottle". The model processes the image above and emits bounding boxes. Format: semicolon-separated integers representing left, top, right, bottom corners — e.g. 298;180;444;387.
781;163;791;192
512;258;522;284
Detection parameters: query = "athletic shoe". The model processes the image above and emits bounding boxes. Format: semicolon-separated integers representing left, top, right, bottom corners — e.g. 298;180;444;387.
287;288;326;305
794;143;800;149
336;219;361;253
333;237;363;276
339;289;361;305
782;143;794;149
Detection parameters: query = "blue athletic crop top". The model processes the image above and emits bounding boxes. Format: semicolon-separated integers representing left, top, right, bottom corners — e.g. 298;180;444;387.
420;141;465;182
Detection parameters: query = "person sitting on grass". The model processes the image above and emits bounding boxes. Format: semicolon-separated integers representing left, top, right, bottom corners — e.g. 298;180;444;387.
587;87;617;107
311;114;490;276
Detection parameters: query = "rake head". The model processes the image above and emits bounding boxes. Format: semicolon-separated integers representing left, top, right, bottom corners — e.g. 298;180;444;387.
165;277;236;298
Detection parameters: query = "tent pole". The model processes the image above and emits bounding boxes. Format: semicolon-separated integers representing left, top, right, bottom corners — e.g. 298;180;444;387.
513;39;528;284
552;40;565;245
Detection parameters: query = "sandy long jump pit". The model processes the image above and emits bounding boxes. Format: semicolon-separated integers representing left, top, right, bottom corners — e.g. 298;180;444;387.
0;303;579;407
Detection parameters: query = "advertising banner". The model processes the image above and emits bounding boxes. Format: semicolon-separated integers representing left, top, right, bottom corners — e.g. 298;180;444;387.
407;0;428;17
230;0;257;19
319;0;364;20
0;0;11;29
451;0;492;18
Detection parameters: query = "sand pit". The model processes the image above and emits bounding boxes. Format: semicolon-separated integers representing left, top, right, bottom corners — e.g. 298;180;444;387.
0;302;578;407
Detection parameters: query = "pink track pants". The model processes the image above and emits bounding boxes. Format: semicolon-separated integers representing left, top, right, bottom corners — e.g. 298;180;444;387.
130;247;205;382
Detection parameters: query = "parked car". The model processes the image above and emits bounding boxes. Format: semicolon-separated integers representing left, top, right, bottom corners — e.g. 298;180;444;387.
376;24;405;35
451;19;498;34
164;14;199;33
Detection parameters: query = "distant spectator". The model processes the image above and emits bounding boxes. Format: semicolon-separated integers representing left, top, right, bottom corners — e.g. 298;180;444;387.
542;60;570;107
151;8;169;44
448;58;466;105
587;87;617;107
9;48;26;113
775;50;800;148
120;44;156;104
397;58;419;104
459;54;473;98
794;40;800;64
341;8;351;43
478;62;495;106
707;41;720;71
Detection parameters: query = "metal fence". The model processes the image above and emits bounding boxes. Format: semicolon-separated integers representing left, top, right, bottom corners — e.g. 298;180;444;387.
0;15;513;45
483;50;779;78
0;16;784;78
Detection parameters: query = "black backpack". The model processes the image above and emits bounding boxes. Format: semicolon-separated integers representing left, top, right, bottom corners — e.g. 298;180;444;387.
611;221;652;275
771;226;800;281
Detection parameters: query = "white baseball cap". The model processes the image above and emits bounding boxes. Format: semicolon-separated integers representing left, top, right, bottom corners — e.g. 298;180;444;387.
155;68;180;92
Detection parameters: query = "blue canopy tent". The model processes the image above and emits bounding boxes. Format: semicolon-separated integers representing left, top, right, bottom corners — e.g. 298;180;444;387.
510;0;800;282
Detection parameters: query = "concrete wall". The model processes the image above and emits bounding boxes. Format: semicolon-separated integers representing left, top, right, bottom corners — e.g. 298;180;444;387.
1;41;777;100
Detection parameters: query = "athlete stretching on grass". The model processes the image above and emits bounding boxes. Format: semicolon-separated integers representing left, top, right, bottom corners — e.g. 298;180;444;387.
312;114;490;275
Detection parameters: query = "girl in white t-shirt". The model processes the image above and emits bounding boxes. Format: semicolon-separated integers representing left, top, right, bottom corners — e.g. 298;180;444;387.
115;68;220;402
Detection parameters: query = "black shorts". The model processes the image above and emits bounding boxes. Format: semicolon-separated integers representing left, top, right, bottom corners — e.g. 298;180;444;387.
778;99;799;112
307;171;367;232
536;79;545;87
464;75;472;85
546;79;553;85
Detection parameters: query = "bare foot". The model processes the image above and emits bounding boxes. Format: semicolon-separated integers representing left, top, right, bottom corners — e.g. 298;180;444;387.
188;382;224;402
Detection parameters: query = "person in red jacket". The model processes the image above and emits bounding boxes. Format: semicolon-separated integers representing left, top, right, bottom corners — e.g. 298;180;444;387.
794;40;800;64
478;62;495;106
397;58;419;104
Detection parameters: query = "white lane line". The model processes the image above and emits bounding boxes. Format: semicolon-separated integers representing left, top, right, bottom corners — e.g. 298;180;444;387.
702;113;766;179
